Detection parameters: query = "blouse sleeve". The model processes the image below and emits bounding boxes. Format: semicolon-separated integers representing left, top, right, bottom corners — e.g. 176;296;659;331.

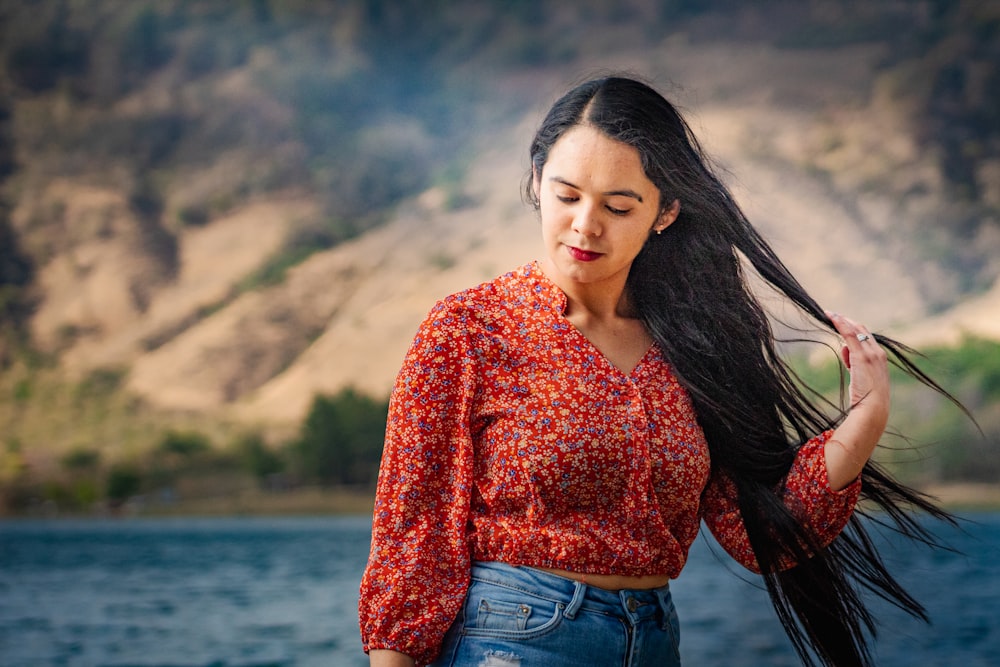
700;430;862;574
358;299;479;666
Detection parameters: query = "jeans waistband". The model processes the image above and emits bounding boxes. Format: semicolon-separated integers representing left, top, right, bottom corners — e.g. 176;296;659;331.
470;561;672;623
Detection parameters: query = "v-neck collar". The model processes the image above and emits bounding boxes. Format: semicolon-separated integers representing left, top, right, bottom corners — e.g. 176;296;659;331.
525;260;657;377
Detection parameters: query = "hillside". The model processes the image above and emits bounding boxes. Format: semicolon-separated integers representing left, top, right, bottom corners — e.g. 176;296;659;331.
0;0;998;474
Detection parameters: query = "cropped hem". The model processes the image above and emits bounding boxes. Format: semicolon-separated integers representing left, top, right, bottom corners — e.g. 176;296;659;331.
471;546;685;580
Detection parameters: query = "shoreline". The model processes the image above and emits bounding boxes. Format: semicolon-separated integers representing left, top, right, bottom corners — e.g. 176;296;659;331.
128;486;377;517
136;482;1000;516
4;482;998;520
918;482;1000;512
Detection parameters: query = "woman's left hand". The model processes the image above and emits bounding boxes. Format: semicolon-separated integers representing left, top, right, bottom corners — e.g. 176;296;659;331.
823;311;891;490
827;311;890;413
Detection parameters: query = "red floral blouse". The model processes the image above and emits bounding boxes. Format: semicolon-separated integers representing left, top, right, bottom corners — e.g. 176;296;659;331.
359;262;860;665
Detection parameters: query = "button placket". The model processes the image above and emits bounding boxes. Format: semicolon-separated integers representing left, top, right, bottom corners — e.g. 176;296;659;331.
624;380;653;486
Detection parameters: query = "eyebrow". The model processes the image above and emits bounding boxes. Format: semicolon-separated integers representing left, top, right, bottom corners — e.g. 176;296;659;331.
549;177;644;203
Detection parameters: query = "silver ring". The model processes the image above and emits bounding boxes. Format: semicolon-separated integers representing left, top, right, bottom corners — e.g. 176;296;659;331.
856;333;870;343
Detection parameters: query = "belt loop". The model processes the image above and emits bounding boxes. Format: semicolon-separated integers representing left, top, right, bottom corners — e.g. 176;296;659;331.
655;584;672;620
563;581;586;620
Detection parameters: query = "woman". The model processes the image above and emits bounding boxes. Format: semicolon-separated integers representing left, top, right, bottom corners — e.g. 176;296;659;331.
359;76;956;667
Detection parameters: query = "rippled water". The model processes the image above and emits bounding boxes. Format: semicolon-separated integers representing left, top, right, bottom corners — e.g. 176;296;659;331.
0;513;996;666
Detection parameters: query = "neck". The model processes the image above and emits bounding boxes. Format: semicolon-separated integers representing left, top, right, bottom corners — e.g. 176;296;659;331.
540;258;636;321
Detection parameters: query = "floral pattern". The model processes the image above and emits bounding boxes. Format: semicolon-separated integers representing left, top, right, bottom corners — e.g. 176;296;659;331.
359;262;860;666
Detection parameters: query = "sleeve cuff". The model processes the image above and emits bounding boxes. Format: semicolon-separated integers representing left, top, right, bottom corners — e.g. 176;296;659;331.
783;431;861;545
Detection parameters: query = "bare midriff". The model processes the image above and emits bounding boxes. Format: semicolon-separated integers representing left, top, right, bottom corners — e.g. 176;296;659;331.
532;566;671;591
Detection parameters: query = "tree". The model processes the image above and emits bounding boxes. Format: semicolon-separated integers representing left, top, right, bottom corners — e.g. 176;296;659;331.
234;431;285;486
293;388;388;486
106;465;142;505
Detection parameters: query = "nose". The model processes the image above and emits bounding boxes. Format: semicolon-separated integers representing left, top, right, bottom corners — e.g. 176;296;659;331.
571;203;602;237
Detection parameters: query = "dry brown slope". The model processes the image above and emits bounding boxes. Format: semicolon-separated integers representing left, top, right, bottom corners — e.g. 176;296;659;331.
102;40;1000;422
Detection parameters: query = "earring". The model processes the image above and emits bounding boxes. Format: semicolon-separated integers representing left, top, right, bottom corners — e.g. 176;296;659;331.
656;228;662;235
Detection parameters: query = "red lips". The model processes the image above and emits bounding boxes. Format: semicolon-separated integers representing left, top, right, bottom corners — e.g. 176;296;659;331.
567;246;603;262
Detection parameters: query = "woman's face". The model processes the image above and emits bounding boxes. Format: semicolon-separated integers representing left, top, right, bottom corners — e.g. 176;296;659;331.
535;124;677;294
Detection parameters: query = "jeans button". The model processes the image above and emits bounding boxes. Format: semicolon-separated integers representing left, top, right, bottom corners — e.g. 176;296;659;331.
626;596;639;612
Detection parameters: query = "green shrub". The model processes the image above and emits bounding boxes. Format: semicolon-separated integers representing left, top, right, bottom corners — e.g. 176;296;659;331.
76;367;126;398
157;430;211;457
292;388;388;486
234;431;285;484
12;378;31;402
106;465;142;503
61;447;101;471
178;205;210;227
72;479;100;508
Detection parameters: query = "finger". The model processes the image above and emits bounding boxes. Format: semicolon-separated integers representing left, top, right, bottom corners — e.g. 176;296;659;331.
826;311;873;352
851;328;875;346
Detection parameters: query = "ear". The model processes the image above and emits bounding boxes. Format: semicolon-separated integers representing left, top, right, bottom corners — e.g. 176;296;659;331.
531;164;541;201
653;199;681;233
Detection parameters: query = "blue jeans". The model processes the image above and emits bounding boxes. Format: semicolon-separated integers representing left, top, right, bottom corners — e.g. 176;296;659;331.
429;561;681;666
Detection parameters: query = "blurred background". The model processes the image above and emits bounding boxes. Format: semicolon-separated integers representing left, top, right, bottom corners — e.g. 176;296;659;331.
1;0;998;517
0;1;998;664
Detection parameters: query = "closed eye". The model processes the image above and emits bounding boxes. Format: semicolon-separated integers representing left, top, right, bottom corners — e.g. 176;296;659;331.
555;193;630;216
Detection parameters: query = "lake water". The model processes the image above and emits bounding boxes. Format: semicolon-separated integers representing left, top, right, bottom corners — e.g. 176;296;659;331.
0;513;997;666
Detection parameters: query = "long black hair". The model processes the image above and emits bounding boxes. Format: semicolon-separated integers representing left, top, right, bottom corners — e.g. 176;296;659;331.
526;75;964;667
